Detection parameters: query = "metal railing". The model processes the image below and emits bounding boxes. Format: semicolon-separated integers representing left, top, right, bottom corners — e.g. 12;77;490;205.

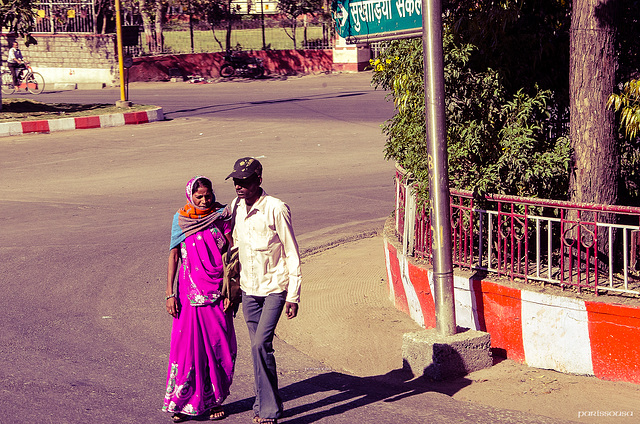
395;170;640;296
34;0;94;33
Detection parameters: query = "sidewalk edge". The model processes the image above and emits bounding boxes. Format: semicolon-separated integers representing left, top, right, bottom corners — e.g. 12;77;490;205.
0;107;164;137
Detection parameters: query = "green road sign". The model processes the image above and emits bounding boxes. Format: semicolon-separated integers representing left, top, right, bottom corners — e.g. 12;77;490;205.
332;0;423;41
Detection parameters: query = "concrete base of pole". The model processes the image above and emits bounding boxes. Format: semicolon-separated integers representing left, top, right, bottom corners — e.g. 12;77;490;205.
115;100;132;108
402;328;492;380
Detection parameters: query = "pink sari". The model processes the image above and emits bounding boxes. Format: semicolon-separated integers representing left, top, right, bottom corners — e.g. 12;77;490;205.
162;219;237;417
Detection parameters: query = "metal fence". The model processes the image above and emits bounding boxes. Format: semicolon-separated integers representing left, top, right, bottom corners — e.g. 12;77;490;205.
27;4;335;52
395;169;640;297
34;0;94;33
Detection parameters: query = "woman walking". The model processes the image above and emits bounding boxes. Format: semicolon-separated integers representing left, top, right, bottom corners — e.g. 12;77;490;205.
163;176;237;422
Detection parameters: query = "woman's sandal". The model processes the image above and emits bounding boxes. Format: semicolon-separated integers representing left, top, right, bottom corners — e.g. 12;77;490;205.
209;406;226;420
172;413;188;423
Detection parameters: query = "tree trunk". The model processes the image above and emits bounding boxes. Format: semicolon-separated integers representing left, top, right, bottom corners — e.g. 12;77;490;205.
569;0;618;207
303;14;308;47
261;4;266;50
569;0;619;262
139;0;155;52
226;0;233;52
292;20;297;49
154;0;166;54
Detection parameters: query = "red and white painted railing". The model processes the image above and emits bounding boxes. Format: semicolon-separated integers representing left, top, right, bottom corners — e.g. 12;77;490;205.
395;168;640;296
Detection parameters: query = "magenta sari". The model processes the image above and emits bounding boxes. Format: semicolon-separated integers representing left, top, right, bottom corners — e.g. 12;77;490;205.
162;218;237;417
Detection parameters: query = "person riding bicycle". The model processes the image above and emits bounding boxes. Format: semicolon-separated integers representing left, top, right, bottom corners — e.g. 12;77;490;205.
8;41;27;90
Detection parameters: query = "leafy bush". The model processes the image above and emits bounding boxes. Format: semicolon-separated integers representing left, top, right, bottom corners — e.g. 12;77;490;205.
608;80;640;200
371;33;571;204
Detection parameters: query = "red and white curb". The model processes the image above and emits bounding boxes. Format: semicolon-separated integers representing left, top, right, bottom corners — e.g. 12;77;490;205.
384;238;640;384
0;107;164;137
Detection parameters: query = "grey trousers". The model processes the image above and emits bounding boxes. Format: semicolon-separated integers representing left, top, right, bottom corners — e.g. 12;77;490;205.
242;291;287;419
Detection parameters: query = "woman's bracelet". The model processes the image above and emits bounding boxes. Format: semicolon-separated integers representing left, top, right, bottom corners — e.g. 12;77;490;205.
165;294;175;300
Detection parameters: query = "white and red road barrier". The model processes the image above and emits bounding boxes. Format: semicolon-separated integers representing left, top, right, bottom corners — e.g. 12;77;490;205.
384;238;640;384
0;108;164;137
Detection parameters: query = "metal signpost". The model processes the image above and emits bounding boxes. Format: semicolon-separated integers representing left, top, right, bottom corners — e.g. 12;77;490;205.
332;0;456;336
421;0;456;337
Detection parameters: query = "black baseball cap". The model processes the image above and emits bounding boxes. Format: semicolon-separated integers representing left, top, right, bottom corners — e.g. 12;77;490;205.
226;157;262;180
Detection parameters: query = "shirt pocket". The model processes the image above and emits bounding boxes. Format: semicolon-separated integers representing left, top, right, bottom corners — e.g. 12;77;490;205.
250;221;278;251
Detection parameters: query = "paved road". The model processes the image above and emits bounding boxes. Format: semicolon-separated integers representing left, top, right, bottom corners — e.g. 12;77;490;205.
32;73;397;246
0;74;572;423
0;73;396;423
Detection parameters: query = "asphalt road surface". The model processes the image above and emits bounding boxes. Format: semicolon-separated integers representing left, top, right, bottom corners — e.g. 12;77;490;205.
0;73;574;424
0;73;400;423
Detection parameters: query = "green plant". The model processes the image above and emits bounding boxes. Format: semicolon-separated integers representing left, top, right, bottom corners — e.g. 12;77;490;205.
608;80;640;200
608;79;640;139
371;33;571;205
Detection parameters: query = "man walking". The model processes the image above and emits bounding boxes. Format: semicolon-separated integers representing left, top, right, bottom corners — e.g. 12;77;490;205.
226;157;301;424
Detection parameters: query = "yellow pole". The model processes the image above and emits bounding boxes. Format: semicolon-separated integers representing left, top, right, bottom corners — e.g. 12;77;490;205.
114;0;127;103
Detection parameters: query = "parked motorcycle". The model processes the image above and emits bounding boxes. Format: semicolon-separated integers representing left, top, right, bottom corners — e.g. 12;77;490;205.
220;51;265;78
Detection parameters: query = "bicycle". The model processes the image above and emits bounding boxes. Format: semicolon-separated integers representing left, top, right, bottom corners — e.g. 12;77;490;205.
1;63;45;95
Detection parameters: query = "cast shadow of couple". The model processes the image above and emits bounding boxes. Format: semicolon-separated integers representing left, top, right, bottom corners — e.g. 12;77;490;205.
219;360;483;423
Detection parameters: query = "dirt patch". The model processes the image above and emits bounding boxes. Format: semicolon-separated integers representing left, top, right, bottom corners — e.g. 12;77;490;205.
452;359;640;424
0;98;158;122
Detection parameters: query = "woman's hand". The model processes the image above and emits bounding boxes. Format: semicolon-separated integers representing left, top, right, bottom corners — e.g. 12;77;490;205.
167;247;180;318
166;297;179;318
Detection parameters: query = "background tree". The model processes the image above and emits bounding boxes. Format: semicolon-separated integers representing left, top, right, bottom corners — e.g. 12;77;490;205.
138;0;156;51
93;0;112;33
135;0;170;54
154;0;168;52
373;0;640;209
198;0;241;51
0;0;35;31
277;0;321;48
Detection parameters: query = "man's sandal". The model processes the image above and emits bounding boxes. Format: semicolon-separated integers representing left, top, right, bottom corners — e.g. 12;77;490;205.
252;417;277;424
209;406;226;420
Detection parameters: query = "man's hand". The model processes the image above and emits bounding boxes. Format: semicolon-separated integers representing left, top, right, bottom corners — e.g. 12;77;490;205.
223;297;233;313
284;302;298;319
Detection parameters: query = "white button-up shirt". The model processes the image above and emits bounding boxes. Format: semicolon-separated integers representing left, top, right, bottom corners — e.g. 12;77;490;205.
232;190;302;303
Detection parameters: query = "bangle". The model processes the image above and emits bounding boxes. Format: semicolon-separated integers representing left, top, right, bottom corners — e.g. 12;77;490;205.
165;294;175;300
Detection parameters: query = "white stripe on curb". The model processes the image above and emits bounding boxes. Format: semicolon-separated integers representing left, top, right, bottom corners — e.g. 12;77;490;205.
0;121;25;137
521;291;594;375
48;117;76;133
100;113;126;128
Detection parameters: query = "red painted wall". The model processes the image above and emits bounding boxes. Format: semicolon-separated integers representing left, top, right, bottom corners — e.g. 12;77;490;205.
586;301;640;383
476;280;525;362
406;264;436;328
385;243;410;314
128;50;333;82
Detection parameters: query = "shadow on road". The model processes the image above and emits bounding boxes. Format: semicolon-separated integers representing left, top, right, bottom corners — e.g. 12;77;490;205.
221;369;473;423
164;92;368;119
